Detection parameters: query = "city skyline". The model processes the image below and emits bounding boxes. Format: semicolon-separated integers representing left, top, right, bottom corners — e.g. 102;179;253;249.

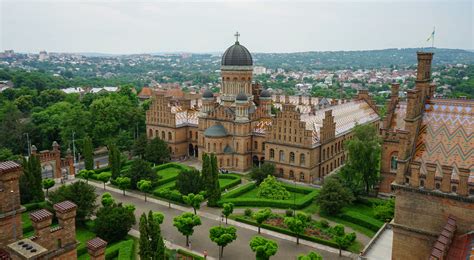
1;0;472;54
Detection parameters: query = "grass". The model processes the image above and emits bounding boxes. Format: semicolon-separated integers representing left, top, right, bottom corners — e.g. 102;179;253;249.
238;186;308;200
156;167;181;179
319;213;377;238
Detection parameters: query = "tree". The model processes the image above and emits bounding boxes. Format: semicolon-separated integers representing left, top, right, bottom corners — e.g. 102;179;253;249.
373;199;395;222
148;211;165;259
139;213;151;259
83;135;94;170
341;124;381;194
79;169;94;183
334;233;356;256
176;168;203;195
138;179;153;202
19;156;44;204
144;137;170;164
101;192;115;207
183;193;205;215
249;236;278;260
209;226;237;259
284;212;310;244
94;202;136;243
257;175;290;200
127;158;156;189
116;177;131;196
253;208;272;234
41;178;55;196
222;203;234;225
207;153;221;206
250;163;276;186
132;134;148;158
161;189;172;208
297;252;323;260
48;181;97;224
201;153;211;192
108;143;122;179
97;172;111;190
173;212;202;247
315;177;354;215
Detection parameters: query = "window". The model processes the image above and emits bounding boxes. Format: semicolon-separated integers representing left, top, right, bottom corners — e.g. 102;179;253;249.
213;143;216;152
227;159;230;166
161;131;165;140
405;177;409;184
254;141;258;150
168;132;172;141
219;143;222;152
289;170;294;179
236;158;239;167
470;188;474;196
279;150;285;162
390;154;398;171
189;131;192;138
322;149;325;160
290;152;295;163
279;168;284;177
207;143;210;151
300;154;305;166
270;149;275;159
300;172;305;181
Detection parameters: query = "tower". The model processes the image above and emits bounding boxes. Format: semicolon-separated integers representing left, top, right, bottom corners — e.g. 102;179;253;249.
220;32;253;106
0;161;24;249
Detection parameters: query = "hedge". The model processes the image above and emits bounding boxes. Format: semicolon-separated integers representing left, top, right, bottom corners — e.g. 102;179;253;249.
154;163;191;186
219;175;242;192
218;183;319;209
104;239;135;260
153;188;185;204
234;216;341;249
338;211;383;232
22;201;48;211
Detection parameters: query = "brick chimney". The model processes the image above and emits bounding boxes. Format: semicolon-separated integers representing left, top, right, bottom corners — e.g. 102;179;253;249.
87;237;107;260
53;201;77;246
29;209;54;250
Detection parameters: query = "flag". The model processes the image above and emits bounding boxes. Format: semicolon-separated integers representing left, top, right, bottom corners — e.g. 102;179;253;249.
426;28;435;42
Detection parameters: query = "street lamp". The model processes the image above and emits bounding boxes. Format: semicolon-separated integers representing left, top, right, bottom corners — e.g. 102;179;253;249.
293;177;297;216
72;132;77;164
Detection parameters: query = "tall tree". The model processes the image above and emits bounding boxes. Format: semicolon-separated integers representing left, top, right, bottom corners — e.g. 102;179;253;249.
132;134;148;158
144;137;170;164
176;168;204;195
201;153;212;193
209;226;237;260
0;102;24;154
173;212;202;247
341;124;381;194
126;158;156;189
148;211;165;259
315;176;354;215
249;236;278;260
83;135;94;170
94;202;136;243
139;213;151;259
108;143;121;179
207;153;221;206
250;163;276;186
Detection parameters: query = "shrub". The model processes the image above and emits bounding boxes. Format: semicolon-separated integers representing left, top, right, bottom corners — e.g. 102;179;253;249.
244;208;253;217
153;188;185;204
219;175;242;191
338;211;383;232
95;203;136;243
373;199;395;222
257;175;290;200
285;209;294;217
320;220;330;229
176;168;203;195
316;177;354;215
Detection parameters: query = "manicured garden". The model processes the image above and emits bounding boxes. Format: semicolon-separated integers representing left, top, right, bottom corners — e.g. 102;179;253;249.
218;180;319;209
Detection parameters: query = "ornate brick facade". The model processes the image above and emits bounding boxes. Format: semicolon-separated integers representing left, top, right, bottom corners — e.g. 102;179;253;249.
384;52;474;259
146;36;381;183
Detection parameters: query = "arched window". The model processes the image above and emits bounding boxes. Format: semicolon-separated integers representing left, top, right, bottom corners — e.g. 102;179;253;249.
149;129;153;137
322;166;325;176
168;132;172;141
219;143;222;152
322;149;325;160
270;149;275;159
237;142;239;151
289;170;294;179
390;153;398;171
451;185;457;193
161;131;165;140
279;168;284;177
300;154;305;166
227;159;230;166
213;143;216;152
290;152;295;163
469;188;474;196
300;172;305;181
279;150;285;162
435;182;441;190
207;143;210;151
236;158;239;167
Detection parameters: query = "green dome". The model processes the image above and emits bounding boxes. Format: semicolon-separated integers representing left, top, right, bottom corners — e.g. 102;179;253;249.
204;124;228;137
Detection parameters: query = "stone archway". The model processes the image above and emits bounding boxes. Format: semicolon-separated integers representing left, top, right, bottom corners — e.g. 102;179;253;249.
188;144;194;157
32;141;75;182
194;145;199;158
252;156;259;167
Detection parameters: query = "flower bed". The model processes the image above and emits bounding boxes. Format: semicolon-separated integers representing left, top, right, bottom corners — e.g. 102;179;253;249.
217;182;319;209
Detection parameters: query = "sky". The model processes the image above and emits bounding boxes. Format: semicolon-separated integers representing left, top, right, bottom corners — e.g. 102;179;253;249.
0;0;472;54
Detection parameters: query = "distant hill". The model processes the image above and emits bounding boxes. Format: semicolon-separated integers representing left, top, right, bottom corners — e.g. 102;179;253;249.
251;48;474;70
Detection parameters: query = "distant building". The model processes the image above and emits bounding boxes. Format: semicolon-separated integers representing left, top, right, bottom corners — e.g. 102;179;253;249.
253;66;267;75
138;87;153;101
38;51;49;61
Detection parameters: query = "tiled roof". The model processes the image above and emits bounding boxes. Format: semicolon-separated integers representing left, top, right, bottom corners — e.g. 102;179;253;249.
0;161;21;175
53;200;77;213
87;237;107;251
414;99;473;182
138;87;153;97
29;209;53;222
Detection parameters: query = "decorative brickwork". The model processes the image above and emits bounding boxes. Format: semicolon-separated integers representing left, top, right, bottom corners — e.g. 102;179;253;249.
0;161;23;250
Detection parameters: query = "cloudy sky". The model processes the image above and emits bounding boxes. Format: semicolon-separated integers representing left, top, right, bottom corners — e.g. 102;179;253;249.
0;0;472;54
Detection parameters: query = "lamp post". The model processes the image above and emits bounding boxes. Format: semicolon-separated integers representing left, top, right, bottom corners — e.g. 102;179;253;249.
72;131;77;164
24;133;31;156
293;177;296;216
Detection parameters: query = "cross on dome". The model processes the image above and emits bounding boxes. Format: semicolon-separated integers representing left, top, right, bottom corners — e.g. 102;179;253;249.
234;31;240;43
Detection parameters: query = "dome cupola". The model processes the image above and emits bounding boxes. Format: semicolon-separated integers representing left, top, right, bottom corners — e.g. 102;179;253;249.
221;32;253;66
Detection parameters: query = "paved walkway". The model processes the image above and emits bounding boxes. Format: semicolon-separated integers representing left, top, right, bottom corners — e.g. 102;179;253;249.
87;180;356;259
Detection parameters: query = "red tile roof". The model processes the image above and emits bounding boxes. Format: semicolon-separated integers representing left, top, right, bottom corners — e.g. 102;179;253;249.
29;209;53;222
53;200;77;213
87;237;107;251
138;87;153;98
0;249;10;260
0;161;21;175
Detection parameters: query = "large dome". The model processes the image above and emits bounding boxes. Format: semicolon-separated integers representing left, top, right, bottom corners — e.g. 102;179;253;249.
221;41;253;66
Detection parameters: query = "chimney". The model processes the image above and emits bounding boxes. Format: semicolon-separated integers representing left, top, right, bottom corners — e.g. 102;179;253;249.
87;237;107;260
53;201;77;245
457;168;470;196
29;209;53;250
441;165;453;193
416;52;434;82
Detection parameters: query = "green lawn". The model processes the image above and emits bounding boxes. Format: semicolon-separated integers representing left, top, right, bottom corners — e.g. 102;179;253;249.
156;167;181;178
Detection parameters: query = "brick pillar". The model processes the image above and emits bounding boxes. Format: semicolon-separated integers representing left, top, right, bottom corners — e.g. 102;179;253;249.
425;163;437;190
54;201;77;246
0;161;23;248
298;95;303;105
457;168;470;196
87;237;107;260
52;141;62;180
441;165;453;193
409;161;421;187
29;209;53;250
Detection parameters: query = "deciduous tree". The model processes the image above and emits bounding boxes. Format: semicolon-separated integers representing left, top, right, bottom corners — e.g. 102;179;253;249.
183;193;205;215
41;178;55;196
209;226;237;259
173;212;202;247
138;179;153;202
249;236;278;260
94;202;136;243
253;208;272;234
315;177;354;215
83;135;94;170
116;176;131;196
222;203;234;225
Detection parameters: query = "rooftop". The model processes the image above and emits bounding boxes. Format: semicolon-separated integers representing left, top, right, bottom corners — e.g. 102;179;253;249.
0;161;21;175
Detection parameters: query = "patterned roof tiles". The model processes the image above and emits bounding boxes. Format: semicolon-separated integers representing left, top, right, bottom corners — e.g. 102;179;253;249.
414;99;473;182
0;161;21;175
87;237;107;251
53;200;77;213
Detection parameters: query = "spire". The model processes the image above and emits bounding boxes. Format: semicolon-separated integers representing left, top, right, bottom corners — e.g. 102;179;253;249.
234;31;240;44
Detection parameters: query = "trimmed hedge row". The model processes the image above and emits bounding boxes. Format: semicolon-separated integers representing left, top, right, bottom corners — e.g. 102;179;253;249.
22;201;48;211
104;239;135;260
338;211;383;232
153;188;185;204
154;163;191;186
219;175;242;192
218;183;319;209
234;216;340;249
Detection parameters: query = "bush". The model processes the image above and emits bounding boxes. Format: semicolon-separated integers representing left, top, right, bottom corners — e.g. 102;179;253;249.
153;188;185;204
320;220;330;229
220;183;256;199
22;201;48;211
244;208;253;217
104;239;135;260
257;175;290;200
373;199;395;222
285;209;294;217
176;168;203;195
95;203;136;242
338;211;383;232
